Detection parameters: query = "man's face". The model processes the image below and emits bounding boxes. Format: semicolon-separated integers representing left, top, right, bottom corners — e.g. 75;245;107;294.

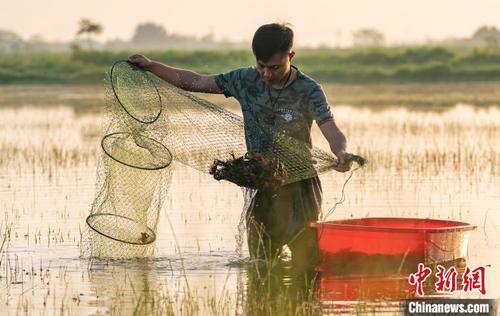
256;51;294;85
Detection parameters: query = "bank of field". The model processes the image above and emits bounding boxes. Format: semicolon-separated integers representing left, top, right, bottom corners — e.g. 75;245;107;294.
2;82;500;118
2;46;500;84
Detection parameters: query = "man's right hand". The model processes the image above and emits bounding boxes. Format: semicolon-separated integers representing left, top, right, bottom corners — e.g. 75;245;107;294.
125;55;222;94
128;54;153;70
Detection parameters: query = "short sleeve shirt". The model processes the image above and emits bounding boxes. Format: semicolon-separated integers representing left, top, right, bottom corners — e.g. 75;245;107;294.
214;65;333;152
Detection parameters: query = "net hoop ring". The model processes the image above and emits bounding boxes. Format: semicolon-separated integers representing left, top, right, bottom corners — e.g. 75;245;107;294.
110;59;163;124
86;213;156;245
101;132;172;170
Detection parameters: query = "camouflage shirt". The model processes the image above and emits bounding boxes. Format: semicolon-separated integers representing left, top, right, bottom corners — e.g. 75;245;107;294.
214;65;333;152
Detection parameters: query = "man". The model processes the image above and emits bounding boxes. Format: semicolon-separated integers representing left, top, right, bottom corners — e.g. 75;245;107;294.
129;23;351;269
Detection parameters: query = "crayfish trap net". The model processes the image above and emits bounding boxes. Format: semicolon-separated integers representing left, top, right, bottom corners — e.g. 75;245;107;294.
84;60;352;259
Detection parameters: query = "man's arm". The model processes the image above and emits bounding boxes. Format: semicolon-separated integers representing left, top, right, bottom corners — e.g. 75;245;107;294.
319;120;351;172
128;54;222;94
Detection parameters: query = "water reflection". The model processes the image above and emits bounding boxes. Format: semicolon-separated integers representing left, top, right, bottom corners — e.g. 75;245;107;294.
88;259;162;315
319;273;414;302
86;256;322;315
316;257;468;314
243;258;319;315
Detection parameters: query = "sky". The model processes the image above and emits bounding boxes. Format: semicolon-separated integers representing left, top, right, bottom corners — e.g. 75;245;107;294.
2;0;500;47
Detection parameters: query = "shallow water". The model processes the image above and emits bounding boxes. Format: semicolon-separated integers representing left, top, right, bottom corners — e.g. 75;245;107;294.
1;85;499;315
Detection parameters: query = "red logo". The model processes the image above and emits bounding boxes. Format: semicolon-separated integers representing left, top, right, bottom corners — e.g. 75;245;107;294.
408;263;432;297
435;265;458;293
409;264;487;296
462;266;486;295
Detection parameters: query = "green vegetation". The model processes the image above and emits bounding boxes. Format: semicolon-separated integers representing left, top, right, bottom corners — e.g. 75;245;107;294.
1;47;500;84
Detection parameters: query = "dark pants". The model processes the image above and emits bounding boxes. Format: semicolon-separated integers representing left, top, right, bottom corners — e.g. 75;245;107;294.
245;176;322;270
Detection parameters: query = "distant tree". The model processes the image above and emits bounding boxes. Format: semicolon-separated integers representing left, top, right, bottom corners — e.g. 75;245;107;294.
104;38;130;50
28;34;45;44
352;28;385;48
76;19;103;49
472;25;500;48
131;22;169;46
27;34;49;51
0;29;25;52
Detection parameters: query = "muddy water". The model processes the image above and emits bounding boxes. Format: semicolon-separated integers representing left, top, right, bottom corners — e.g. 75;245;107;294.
0;86;499;315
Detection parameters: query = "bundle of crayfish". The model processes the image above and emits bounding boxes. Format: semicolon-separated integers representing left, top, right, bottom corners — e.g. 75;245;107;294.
209;152;288;191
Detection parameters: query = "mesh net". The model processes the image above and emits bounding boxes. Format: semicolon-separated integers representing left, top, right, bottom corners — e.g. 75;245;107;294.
110;60;163;124
101;132;172;170
83;60;362;259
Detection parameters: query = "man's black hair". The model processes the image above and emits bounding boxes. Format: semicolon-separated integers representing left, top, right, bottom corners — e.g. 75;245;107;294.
252;23;294;62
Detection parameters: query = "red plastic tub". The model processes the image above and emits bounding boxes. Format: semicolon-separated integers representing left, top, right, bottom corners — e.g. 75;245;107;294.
309;217;476;274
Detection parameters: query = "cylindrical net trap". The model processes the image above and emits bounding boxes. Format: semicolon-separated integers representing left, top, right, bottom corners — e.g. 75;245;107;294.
85;132;172;258
88;132;171;242
84;60;172;259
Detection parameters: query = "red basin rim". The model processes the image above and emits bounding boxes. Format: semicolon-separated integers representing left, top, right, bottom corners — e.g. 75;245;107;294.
309;217;477;233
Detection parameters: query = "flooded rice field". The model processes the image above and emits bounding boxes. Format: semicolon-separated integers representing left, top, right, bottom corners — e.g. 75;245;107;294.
0;85;499;315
